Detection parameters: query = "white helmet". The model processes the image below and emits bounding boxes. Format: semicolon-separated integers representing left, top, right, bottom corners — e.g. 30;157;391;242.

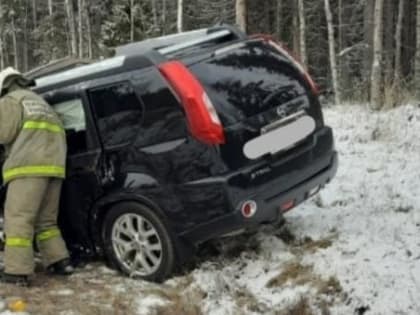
0;67;32;95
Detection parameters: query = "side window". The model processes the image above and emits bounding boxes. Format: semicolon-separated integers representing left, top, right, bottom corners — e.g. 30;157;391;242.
89;82;144;147
53;98;88;155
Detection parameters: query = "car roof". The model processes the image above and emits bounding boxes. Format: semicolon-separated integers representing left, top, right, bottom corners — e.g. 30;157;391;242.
32;24;246;94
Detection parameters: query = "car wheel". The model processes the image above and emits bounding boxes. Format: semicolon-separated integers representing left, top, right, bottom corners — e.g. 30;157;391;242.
102;202;175;282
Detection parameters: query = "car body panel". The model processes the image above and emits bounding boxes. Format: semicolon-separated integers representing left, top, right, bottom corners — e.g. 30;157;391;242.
0;26;338;265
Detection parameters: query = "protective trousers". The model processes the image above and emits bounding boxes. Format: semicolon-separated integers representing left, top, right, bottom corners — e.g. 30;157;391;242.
4;177;69;275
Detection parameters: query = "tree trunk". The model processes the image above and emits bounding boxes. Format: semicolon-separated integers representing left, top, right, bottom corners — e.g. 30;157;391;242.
161;0;167;34
363;0;375;79
298;0;307;66
324;0;340;105
370;0;384;110
32;0;37;28
23;3;29;72
0;0;4;69
292;1;300;56
177;0;183;33
415;0;420;93
394;0;404;83
235;0;247;33
85;0;92;59
48;0;53;16
78;0;83;58
0;34;3;70
275;0;282;39
383;0;395;83
11;16;18;69
130;0;135;42
65;0;77;57
151;0;158;32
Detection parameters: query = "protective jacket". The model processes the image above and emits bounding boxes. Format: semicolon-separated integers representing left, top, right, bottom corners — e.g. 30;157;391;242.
0;89;66;183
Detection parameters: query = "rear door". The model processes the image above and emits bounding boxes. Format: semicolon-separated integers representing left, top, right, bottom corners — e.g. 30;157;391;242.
188;39;323;169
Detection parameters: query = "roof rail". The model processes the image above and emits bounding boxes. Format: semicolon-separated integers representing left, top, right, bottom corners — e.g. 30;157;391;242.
157;29;231;55
25;57;92;80
35;56;126;89
115;24;245;57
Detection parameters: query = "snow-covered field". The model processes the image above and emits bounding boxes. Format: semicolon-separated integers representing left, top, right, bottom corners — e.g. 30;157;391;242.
1;104;420;315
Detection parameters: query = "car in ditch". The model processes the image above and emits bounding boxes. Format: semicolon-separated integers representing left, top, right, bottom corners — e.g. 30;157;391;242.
0;24;338;282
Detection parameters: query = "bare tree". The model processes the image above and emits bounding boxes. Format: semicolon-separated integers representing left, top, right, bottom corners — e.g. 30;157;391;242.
177;0;183;33
48;0;53;16
11;13;18;69
394;0;404;83
324;0;340;105
235;0;247;33
130;0;135;41
65;0;77;56
298;0;307;65
415;0;420;94
0;0;4;69
370;0;384;110
84;0;93;59
78;0;83;58
275;0;282;39
32;0;37;28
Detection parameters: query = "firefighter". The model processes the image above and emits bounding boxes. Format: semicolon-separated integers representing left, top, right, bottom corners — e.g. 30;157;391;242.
0;67;73;286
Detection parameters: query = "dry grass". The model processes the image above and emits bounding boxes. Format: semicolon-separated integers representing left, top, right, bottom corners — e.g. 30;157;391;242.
233;286;268;314
266;261;314;288
0;274;137;315
267;260;342;296
316;276;343;296
274;298;315;315
151;286;205;315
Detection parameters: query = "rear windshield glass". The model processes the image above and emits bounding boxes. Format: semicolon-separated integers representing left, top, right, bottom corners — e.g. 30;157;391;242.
189;40;307;125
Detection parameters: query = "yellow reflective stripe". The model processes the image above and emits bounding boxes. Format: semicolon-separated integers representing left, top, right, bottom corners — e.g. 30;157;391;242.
3;165;66;182
6;237;32;247
23;120;64;134
36;228;61;242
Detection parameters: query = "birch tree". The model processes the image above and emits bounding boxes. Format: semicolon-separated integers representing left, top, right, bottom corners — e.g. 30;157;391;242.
84;0;92;59
415;0;420;94
0;0;4;70
177;0;183;33
298;0;307;66
78;0;83;58
48;0;53;16
10;11;18;69
65;0;77;56
235;0;247;33
130;0;135;42
394;0;404;83
324;0;340;105
275;0;282;39
370;0;384;110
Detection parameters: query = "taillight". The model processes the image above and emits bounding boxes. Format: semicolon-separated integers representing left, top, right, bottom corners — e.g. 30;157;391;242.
251;34;319;95
158;61;225;145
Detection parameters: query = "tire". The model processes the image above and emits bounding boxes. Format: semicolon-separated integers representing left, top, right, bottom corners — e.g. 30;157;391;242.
102;202;175;282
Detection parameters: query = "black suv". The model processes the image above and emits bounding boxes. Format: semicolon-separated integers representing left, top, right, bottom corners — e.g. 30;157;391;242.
0;25;337;281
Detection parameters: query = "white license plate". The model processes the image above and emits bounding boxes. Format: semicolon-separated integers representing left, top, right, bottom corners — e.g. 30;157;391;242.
243;115;316;160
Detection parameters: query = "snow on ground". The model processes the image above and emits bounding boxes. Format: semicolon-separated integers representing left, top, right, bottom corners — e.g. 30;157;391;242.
1;104;420;315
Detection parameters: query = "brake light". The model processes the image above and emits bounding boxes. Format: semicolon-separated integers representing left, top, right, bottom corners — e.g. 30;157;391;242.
158;61;225;145
251;34;319;95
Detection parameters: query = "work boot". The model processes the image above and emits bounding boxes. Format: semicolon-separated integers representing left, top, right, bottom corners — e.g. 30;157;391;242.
47;258;74;276
0;272;30;287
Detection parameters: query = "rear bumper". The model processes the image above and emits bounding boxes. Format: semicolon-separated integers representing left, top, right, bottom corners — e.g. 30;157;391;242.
180;127;338;244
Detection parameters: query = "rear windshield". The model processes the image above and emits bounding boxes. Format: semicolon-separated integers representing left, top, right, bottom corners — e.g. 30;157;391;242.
189;40;308;126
